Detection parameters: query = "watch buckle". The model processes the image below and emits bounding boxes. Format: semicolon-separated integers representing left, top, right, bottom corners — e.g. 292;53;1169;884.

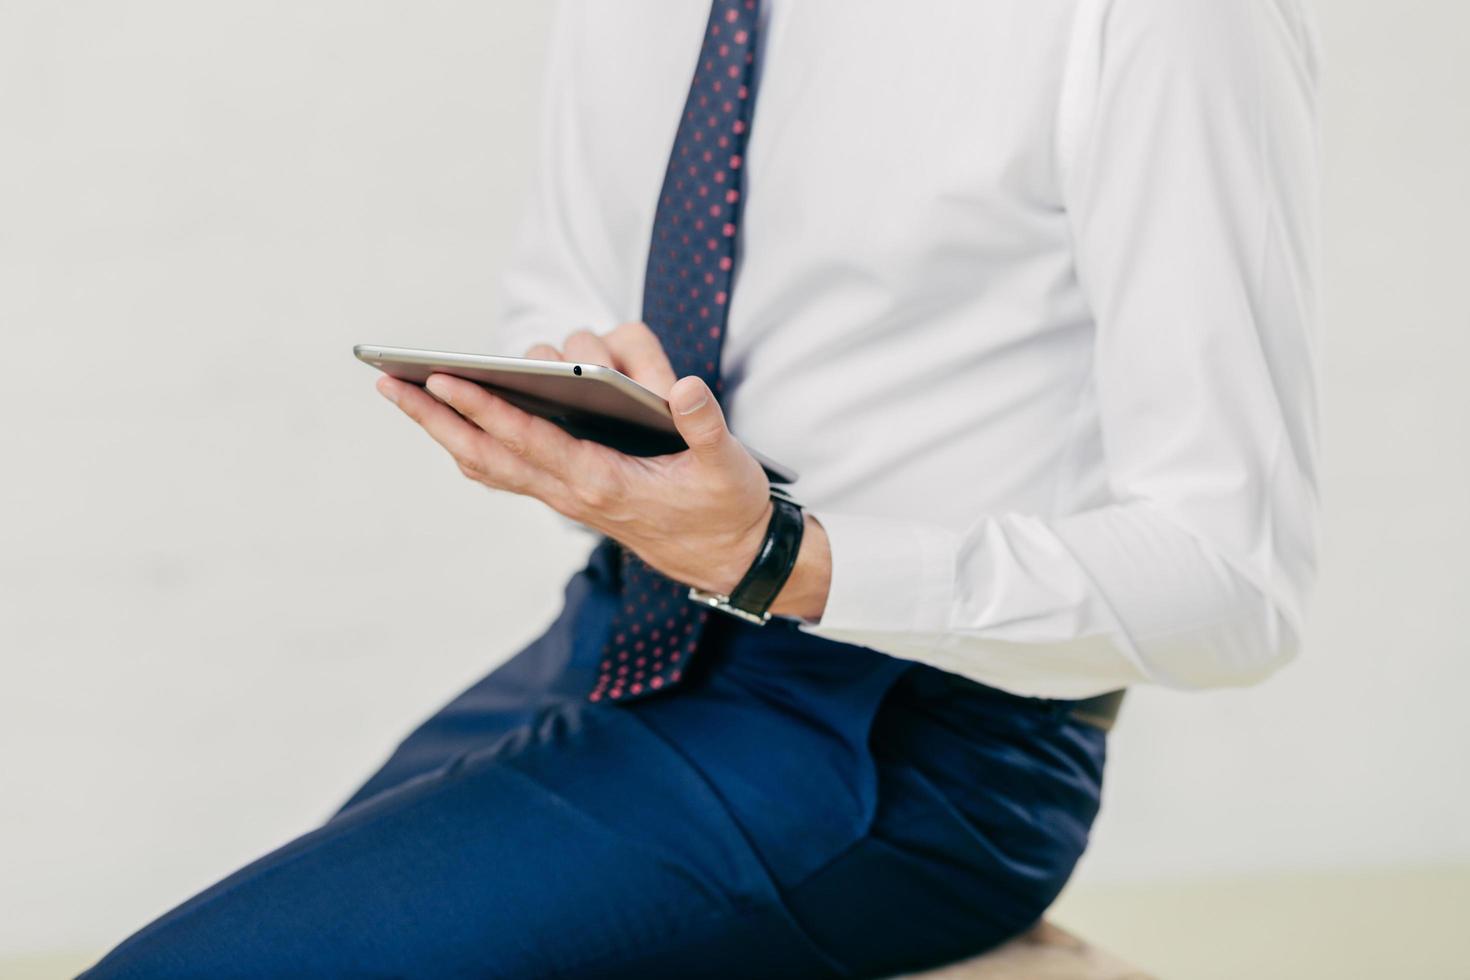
687;587;772;626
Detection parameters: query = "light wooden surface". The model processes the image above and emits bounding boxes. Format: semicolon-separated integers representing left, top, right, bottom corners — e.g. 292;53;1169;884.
1050;866;1470;980
900;922;1154;979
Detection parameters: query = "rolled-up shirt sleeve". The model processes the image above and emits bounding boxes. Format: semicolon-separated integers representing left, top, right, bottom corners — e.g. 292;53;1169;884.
806;0;1323;696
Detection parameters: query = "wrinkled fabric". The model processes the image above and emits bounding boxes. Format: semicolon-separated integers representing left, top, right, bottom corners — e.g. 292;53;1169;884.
85;546;1104;978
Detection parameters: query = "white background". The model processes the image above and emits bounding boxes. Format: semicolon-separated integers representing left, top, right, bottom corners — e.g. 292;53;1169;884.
2;0;1467;958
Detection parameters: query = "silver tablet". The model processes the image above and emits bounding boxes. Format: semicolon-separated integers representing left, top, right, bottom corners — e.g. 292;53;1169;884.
355;345;798;485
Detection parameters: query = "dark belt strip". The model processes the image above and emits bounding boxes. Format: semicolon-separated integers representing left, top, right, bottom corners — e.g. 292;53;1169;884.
1068;689;1126;732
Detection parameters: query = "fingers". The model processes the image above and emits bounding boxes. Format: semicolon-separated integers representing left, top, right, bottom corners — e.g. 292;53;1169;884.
376;376;555;497
668;376;742;468
422;373;588;482
605;322;677;397
523;323;675;397
523;343;563;362
561;329;615;369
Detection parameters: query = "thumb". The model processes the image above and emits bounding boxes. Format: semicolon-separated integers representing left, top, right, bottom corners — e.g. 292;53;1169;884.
669;376;737;464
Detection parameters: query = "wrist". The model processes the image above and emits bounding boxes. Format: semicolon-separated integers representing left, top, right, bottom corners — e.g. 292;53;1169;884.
718;498;775;594
688;495;809;625
768;513;831;622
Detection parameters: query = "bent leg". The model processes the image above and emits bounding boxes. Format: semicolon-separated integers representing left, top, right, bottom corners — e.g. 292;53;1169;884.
778;668;1108;976
83;704;842;980
84;568;1105;978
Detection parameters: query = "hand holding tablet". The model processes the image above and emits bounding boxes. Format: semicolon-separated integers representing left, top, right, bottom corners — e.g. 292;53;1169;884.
355;344;797;484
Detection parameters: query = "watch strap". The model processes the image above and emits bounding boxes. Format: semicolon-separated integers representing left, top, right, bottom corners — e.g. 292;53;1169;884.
687;495;805;625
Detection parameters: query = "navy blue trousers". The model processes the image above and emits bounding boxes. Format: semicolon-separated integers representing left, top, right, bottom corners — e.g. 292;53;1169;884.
85;544;1105;978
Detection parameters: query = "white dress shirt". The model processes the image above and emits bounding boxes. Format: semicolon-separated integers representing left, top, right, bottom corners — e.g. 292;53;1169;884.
497;0;1323;699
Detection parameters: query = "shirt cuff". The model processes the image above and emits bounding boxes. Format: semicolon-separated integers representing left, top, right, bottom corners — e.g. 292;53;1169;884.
804;511;957;636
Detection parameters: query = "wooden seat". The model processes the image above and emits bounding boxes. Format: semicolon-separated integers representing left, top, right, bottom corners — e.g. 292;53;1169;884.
896;922;1156;980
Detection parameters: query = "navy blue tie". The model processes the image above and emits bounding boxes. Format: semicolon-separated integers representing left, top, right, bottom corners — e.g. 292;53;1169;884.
589;0;760;704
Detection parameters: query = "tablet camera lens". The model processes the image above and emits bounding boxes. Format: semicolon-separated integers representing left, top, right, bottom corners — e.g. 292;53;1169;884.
573;365;582;376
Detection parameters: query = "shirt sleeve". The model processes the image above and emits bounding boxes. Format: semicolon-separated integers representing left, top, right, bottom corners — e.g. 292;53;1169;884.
804;0;1323;696
495;0;618;354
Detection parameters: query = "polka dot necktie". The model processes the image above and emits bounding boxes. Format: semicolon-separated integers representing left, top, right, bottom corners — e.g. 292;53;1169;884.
589;0;760;704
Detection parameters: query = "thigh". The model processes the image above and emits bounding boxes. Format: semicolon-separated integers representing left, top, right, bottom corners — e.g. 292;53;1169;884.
83;705;842;980
778;671;1109;977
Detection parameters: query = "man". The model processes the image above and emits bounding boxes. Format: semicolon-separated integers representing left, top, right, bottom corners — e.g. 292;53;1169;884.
87;0;1321;976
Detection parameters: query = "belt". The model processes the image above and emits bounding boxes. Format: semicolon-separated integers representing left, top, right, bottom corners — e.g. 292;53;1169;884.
1068;689;1126;732
925;667;1126;733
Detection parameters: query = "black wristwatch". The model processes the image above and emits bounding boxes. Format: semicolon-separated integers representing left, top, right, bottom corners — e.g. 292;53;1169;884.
687;491;805;625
